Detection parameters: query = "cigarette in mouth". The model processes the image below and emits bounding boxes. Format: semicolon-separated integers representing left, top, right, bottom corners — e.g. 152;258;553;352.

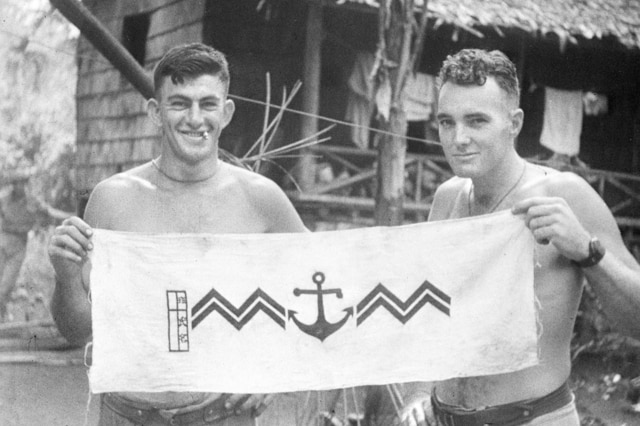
202;132;209;140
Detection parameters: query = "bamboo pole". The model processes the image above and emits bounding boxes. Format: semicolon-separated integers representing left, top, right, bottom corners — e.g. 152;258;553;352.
50;0;154;100
0;337;72;352
373;0;430;226
297;0;323;191
0;351;85;366
0;320;56;335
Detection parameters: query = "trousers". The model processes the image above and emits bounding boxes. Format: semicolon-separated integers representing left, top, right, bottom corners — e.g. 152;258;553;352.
99;396;257;426
432;397;580;426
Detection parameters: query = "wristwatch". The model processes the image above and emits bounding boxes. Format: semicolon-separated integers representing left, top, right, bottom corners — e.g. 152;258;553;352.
574;236;606;268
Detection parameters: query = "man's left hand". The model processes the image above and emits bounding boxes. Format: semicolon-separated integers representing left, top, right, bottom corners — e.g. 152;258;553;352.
512;196;591;261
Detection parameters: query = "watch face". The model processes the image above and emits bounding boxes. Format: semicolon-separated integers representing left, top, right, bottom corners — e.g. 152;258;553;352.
588;237;605;265
592;238;604;255
575;237;605;268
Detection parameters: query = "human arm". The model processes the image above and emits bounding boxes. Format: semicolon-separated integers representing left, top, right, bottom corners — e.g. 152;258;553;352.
252;175;308;233
48;215;94;346
427;177;464;222
48;180;116;346
512;173;640;338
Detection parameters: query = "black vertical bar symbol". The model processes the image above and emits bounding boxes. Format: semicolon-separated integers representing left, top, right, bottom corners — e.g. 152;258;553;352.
167;291;189;352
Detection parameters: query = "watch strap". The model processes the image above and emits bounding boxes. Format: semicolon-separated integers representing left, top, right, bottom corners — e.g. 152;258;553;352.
574;236;606;268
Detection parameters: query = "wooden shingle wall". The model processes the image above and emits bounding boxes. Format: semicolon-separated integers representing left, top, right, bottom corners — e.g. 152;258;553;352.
75;0;206;192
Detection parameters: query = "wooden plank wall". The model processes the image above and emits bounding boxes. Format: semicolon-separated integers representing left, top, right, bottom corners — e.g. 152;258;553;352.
75;0;205;192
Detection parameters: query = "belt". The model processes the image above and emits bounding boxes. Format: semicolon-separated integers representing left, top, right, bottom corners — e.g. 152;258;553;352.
102;393;237;425
431;381;573;426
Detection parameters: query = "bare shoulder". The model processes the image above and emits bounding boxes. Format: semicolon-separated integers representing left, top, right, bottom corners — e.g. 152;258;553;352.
527;168;604;206
527;166;640;273
434;176;468;198
84;163;154;228
429;176;468;221
222;162;281;192
88;164;153;203
221;162;307;233
526;168;618;231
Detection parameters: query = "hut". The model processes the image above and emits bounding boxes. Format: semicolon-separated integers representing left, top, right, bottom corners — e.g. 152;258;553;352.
70;0;640;223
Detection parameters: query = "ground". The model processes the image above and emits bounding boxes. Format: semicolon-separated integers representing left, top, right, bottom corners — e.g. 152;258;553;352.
571;353;640;426
0;229;639;425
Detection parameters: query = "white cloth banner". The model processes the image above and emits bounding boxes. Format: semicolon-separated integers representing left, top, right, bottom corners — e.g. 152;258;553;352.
89;211;538;394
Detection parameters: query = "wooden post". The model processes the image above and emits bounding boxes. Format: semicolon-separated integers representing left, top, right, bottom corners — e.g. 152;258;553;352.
373;0;430;226
297;0;323;191
375;106;408;226
50;0;154;100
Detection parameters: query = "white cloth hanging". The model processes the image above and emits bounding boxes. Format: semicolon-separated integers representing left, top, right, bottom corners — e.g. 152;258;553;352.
540;87;584;156
345;51;437;148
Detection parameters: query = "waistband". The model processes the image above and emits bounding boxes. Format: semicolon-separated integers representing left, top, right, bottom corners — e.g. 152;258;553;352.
431;381;573;426
102;393;236;425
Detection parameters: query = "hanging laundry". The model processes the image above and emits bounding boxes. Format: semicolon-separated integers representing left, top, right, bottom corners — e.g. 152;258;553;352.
540;87;583;156
404;72;437;122
345;52;376;149
345;51;437;149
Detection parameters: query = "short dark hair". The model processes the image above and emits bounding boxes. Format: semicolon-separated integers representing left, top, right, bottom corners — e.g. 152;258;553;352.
153;43;230;95
438;49;520;105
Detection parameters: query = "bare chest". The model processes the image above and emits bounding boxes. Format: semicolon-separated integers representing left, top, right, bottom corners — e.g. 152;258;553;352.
109;189;267;234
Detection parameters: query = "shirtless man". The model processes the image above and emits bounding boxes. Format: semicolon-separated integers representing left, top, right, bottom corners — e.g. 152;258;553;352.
48;43;307;426
400;49;640;426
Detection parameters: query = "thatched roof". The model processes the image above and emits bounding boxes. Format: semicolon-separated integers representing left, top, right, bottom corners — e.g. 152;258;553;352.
333;0;640;50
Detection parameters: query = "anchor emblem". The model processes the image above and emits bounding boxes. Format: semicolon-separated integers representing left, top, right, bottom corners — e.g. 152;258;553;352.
288;272;353;341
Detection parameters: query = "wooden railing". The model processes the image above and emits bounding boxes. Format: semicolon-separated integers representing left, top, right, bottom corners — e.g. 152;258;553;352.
287;145;451;224
287;145;640;238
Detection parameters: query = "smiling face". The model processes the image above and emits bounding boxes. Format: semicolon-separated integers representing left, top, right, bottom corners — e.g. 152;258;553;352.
436;77;523;180
148;73;235;166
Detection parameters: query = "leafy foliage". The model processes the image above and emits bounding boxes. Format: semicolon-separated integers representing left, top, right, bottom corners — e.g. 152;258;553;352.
0;0;78;213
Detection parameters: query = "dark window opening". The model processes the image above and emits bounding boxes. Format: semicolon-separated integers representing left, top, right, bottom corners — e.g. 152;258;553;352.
122;13;151;65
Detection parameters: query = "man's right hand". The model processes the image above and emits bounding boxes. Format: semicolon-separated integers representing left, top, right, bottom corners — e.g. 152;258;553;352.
48;216;93;282
397;397;434;426
49;216;94;345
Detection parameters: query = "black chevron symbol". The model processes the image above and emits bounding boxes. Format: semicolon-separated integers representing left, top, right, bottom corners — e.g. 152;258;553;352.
191;287;286;330
356;280;451;325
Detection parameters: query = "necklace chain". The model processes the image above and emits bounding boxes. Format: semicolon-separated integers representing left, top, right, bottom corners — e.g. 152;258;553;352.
468;161;527;216
151;158;217;184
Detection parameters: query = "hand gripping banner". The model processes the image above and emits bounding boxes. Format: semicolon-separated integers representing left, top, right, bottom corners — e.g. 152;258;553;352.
89;211;538;394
